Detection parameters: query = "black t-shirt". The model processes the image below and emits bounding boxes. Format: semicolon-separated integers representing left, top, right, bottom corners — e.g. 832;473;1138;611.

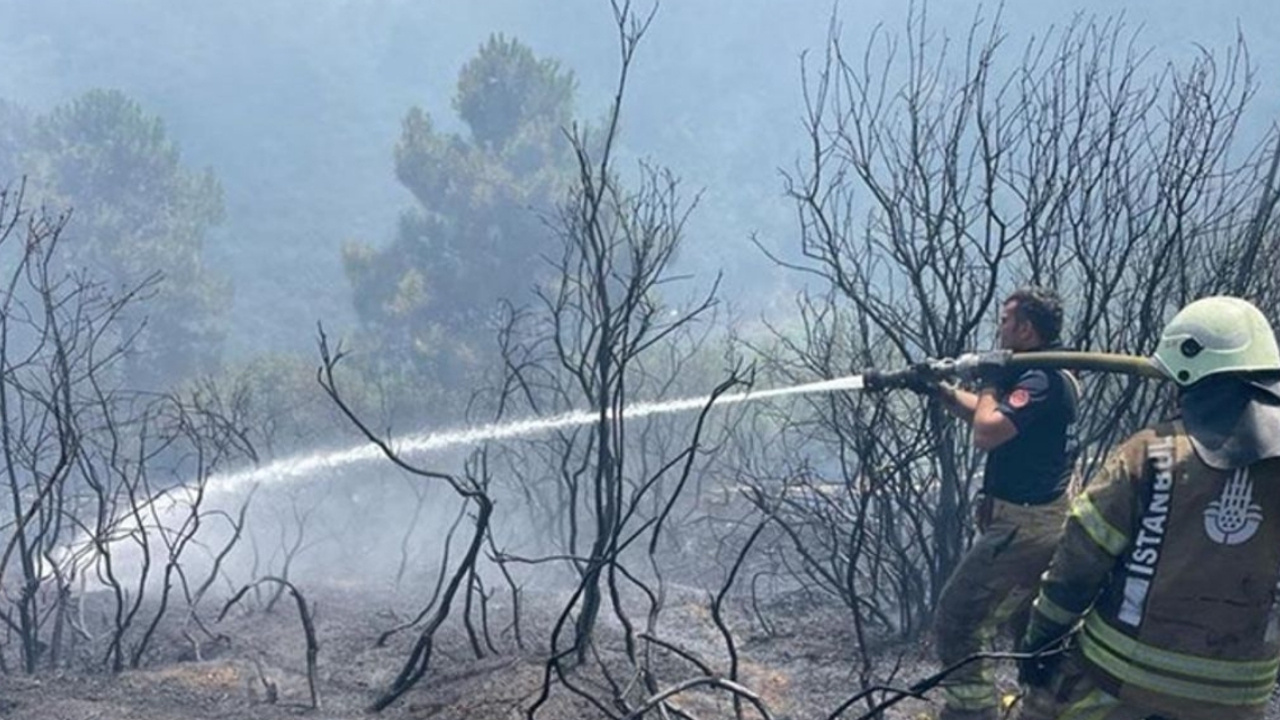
982;366;1080;504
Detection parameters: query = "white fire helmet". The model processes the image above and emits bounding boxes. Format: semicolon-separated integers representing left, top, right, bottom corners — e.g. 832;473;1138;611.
1152;296;1280;386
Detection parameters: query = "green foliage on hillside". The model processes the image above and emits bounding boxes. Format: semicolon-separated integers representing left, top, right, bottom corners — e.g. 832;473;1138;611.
344;35;578;387
5;89;229;387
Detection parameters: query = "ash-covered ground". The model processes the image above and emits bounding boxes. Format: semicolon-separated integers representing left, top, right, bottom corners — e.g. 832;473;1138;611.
5;577;1279;720
0;579;955;720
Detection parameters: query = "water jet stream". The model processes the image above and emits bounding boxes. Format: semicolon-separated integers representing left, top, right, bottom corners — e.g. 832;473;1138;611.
207;374;866;495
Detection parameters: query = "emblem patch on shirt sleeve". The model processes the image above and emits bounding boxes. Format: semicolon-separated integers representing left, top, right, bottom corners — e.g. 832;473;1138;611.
1007;388;1030;408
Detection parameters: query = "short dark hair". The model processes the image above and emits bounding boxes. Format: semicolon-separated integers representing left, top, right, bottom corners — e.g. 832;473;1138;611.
1005;286;1063;346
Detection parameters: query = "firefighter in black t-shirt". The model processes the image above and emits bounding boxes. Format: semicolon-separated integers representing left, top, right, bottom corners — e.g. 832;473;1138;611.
909;287;1081;720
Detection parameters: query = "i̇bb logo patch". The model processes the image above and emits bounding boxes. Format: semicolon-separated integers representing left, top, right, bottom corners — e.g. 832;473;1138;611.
1007;388;1030;409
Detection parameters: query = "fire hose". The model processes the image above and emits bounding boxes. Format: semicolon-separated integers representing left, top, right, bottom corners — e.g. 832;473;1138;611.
861;350;1168;391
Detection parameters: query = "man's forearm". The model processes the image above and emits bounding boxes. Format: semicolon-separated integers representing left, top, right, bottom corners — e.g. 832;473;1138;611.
938;383;977;421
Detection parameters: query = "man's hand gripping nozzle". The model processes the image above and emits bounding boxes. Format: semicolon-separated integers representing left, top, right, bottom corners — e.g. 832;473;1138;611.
862;350;1012;393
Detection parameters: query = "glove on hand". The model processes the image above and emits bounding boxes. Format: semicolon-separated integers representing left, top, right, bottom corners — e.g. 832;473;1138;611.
903;362;942;396
1017;652;1061;689
1018;622;1069;689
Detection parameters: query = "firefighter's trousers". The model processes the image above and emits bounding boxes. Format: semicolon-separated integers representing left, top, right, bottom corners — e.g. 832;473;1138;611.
934;495;1069;720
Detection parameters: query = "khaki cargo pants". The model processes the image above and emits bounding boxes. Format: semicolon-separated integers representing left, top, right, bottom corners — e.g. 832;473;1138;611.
934;494;1070;720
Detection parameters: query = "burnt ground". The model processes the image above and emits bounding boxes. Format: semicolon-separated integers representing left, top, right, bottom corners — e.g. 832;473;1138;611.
1;581;1277;720
0;579;958;720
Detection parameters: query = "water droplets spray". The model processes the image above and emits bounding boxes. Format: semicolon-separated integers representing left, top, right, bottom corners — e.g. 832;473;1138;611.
206;374;867;495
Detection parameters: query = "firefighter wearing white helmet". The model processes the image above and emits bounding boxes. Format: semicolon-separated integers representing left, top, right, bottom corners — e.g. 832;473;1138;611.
1018;295;1280;720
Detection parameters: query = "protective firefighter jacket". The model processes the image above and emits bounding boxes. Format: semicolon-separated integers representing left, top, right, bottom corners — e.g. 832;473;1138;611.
1025;420;1280;720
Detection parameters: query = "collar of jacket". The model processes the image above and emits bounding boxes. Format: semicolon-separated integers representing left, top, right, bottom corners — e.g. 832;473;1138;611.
1180;372;1280;469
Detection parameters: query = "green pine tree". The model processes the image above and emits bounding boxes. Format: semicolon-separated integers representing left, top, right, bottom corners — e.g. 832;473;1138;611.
344;34;578;387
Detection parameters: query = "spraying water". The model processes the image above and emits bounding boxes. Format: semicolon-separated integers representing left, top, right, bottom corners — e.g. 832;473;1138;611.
207;374;866;496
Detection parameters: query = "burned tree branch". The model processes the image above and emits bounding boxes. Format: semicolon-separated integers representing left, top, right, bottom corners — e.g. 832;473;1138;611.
219;576;321;710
